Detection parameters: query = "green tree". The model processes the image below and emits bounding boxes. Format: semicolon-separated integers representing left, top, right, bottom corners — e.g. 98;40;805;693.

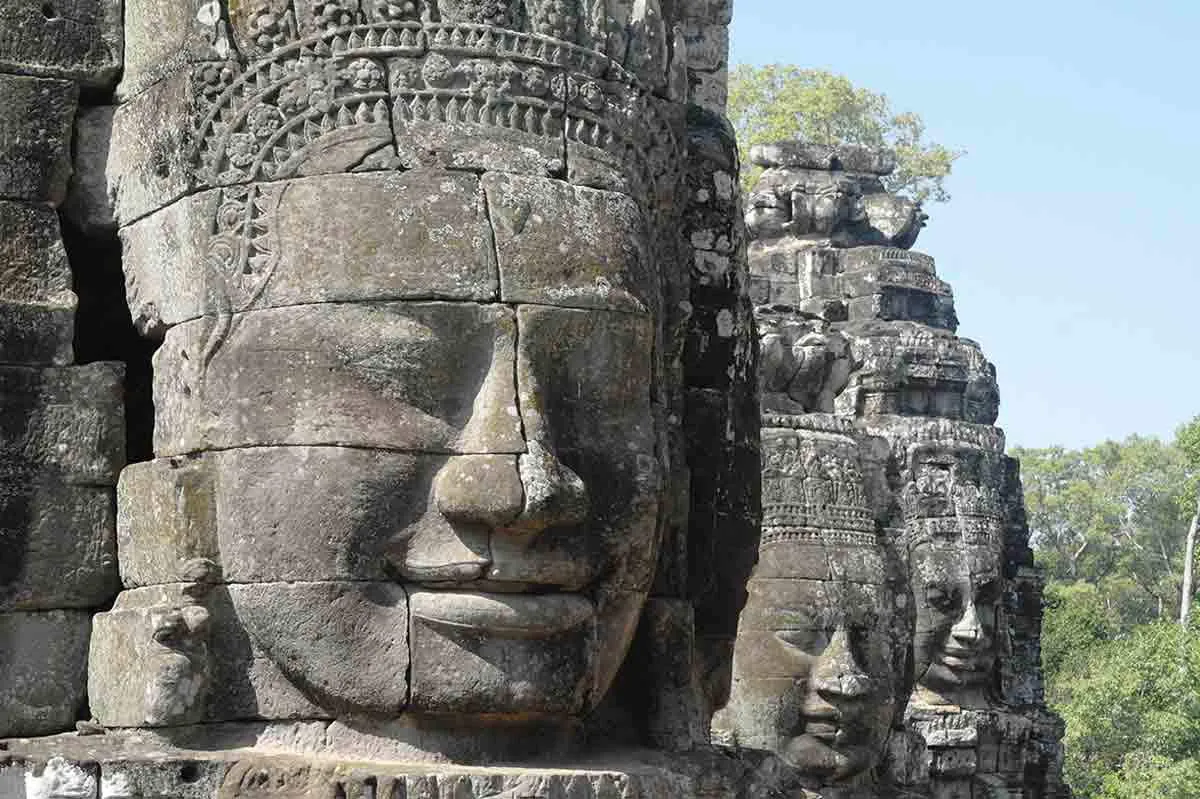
727;65;963;199
1175;417;1200;624
1041;581;1114;686
1052;622;1200;797
1015;436;1195;627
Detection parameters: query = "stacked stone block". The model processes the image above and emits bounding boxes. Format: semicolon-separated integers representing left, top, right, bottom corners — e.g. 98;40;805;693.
0;6;125;738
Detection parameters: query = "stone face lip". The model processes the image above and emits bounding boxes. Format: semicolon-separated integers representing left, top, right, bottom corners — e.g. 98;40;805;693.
409;590;594;636
750;141;897;176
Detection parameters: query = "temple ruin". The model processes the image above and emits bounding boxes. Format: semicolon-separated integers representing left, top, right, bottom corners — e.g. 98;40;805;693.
0;0;1064;796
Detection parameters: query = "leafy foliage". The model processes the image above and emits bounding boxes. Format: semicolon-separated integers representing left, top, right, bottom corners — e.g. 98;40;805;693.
1025;423;1200;796
1015;436;1195;627
726;65;963;200
1052;622;1200;797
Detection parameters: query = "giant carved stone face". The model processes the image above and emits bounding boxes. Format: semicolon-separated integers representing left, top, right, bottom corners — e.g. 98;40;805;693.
90;0;695;746
714;426;899;783
102;170;669;732
903;444;1005;709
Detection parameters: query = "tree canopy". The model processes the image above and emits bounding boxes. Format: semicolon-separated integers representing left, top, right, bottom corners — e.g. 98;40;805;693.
727;65;963;201
1020;417;1200;797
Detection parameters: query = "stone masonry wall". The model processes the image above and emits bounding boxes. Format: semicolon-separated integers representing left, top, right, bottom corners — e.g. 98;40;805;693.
0;0;126;737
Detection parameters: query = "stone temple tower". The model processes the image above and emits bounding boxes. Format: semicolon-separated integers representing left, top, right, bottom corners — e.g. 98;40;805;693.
715;140;1068;797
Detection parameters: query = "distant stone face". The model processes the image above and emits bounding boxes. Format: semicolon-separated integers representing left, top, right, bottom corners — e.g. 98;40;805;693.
714;420;902;790
724;141;1066;798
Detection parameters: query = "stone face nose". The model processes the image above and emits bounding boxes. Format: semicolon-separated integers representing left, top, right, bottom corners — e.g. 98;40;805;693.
810;626;873;700
950;602;985;647
434;454;525;529
433;441;590;541
511;440;590;537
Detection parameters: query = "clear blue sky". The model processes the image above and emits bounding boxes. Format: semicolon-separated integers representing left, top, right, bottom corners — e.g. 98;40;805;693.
729;0;1199;449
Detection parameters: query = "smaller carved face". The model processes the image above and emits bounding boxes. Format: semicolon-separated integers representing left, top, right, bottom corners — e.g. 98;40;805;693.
911;539;1001;705
745;191;790;239
807;178;865;235
718;543;897;781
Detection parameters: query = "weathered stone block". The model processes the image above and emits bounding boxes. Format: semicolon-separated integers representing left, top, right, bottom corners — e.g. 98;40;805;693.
229;581;409;715
63;105;116;235
0;203;71;304
388;55;567;177
108;68;205;225
153;303;521;455
119;0;228;98
513;305;660;593
409;589;592;715
0;482;117;611
0;0;119;87
0;757;99;799
121;171;498;331
681;21;728;73
689;67;728;114
0;609;91;737
119;448;460;585
0;76;76;205
484;173;654;313
89;584;329;726
0;363;125;484
838;326;1000;424
0;202;76;365
0;303;74;366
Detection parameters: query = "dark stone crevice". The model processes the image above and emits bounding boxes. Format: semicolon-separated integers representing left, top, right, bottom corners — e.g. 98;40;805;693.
61;219;159;464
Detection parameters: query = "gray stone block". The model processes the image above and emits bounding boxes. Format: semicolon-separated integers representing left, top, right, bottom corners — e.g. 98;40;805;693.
0;201;76;365
484;173;655;314
108;68;205;225
152;302;521;455
0;0;120;87
63;106;117;236
0;482;117;611
118;448;459;585
121;171;498;332
0;609;91;737
0;76;76;205
89;584;329;726
0;303;73;366
0;203;71;305
0;363;125;484
119;0;229;98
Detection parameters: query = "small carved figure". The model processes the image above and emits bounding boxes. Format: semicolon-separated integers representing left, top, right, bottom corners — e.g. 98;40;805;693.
759;314;852;414
144;604;211;726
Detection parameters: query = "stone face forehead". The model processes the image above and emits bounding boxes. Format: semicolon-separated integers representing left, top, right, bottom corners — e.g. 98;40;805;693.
910;539;1002;585
739;576;893;633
